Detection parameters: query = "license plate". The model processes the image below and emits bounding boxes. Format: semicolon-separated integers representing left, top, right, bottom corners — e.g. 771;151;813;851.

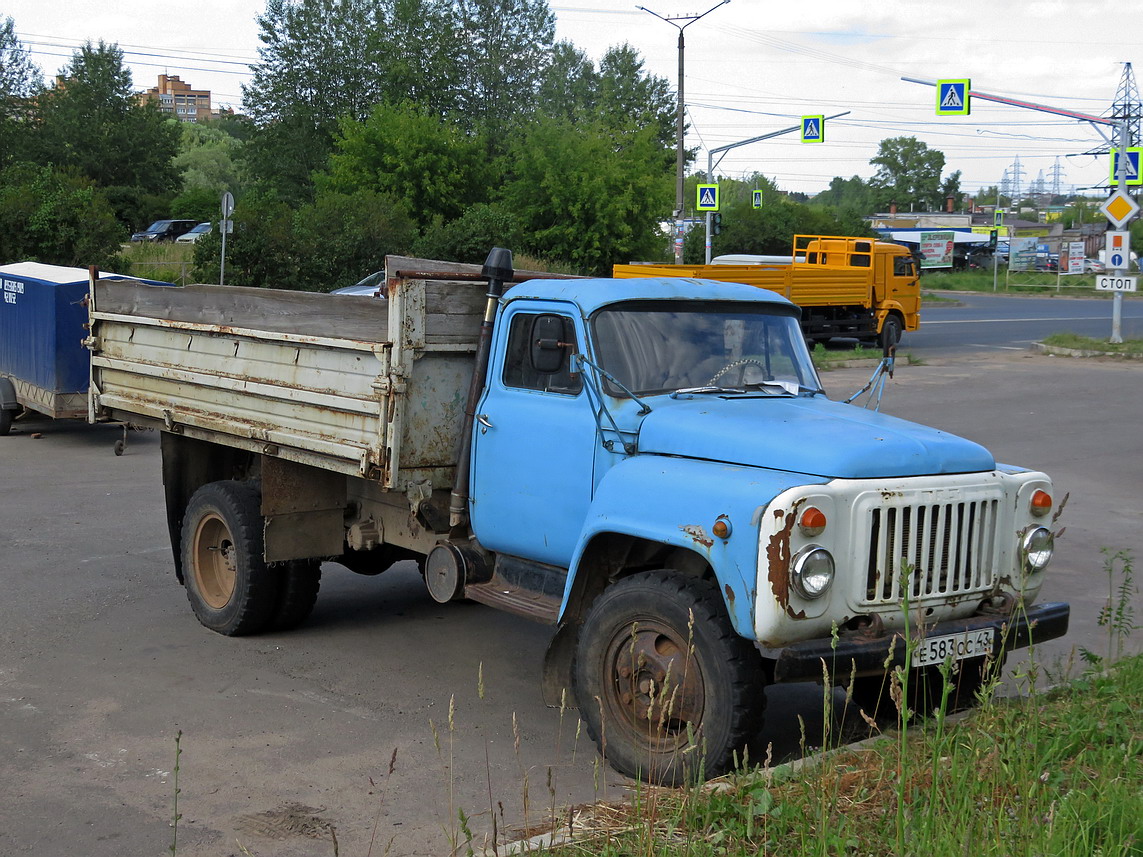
914;628;995;667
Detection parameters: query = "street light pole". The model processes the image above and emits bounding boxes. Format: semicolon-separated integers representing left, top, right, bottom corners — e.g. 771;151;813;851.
638;0;729;264
702;111;850;263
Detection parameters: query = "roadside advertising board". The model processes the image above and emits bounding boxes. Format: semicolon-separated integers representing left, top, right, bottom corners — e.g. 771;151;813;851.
919;231;955;269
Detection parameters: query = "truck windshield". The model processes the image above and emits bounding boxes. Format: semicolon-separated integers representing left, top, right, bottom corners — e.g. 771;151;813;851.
591;300;821;397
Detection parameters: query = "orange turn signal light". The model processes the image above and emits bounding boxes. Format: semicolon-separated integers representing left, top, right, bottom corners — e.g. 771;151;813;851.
712;517;732;539
1031;490;1052;517
799;506;827;537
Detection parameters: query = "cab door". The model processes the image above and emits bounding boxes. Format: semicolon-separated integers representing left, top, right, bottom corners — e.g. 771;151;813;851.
469;304;598;567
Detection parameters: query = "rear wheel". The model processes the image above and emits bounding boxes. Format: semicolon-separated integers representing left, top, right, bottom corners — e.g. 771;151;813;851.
272;559;322;631
573;570;765;786
181;480;279;636
0;407;12;436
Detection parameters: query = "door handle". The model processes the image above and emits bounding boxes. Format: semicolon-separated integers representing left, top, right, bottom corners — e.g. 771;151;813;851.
476;414;493;432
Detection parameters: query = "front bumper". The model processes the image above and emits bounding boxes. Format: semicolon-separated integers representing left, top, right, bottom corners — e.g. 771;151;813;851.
771;601;1070;683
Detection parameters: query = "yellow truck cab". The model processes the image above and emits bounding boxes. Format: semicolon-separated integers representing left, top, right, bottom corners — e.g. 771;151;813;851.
614;235;920;351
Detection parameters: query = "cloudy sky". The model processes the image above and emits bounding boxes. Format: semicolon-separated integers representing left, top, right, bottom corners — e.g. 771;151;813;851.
6;0;1141;199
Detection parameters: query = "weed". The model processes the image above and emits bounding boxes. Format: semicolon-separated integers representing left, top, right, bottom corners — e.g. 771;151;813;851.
169;729;182;856
1082;548;1138;668
1042;333;1143;355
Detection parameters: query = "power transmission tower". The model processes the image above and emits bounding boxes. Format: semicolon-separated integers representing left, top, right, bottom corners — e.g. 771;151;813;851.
1008;156;1026;203
1048;156;1066;198
1031;169;1046;198
1081;61;1141;183
999;168;1011;200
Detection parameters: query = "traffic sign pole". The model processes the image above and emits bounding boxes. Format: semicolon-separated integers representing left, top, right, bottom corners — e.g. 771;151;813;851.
905;77;1136;343
1111;120;1129;343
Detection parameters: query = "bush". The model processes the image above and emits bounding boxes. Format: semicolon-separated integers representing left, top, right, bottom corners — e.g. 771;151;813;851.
0;162;124;267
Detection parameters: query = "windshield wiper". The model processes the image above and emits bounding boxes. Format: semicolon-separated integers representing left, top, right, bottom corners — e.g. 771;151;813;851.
670;385;743;396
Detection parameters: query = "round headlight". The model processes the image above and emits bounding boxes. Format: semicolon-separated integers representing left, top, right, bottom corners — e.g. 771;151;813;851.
791;546;835;599
1022;527;1054;571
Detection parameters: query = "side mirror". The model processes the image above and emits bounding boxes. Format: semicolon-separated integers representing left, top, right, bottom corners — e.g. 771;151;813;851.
530;314;568;374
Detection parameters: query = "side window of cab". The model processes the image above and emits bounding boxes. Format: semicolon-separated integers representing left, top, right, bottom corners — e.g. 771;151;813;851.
502;313;583;395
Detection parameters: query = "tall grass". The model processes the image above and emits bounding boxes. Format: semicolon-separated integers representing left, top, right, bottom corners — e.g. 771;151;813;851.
114;242;197;285
529;552;1141;857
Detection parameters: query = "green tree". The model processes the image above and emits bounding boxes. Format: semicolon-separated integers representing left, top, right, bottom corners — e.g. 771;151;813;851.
244;0;386;128
320;101;494;222
0;162;124;266
536;40;598;121
596;44;675;151
242;0;388;200
173;123;246;195
385;0;462;116
869;136;949;211
0;16;42;167
811;175;874;217
453;0;556;138
412;202;521;263
199;188;415;291
684;174;871;262
498;116;671;274
974;185;1011;209
31;41;180;197
0;16;40;98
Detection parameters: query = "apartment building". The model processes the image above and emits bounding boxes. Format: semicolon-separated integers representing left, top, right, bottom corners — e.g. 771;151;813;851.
140;74;212;122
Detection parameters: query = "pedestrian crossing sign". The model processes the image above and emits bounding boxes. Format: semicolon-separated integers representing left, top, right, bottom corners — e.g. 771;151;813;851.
697;184;719;211
752;190;763;209
1110;147;1143;186
936;79;970;116
801;115;824;143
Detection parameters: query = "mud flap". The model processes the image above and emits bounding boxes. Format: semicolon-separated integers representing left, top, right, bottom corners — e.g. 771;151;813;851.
542;621;580;709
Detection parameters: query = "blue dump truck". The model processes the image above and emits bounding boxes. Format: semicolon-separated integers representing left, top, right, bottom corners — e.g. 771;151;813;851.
86;251;1069;785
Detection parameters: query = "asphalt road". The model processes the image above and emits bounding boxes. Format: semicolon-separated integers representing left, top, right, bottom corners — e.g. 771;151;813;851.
1;348;1140;856
906;291;1143;357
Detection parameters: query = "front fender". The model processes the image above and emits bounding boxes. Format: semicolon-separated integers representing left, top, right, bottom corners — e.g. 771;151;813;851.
563;454;827;638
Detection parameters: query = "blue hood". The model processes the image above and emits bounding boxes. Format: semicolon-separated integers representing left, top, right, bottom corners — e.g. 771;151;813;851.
636;395;994;478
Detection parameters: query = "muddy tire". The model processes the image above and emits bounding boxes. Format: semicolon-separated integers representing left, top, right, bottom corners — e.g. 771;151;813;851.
272;559;322;631
573;570;766;786
181;480;279;636
880;314;902;354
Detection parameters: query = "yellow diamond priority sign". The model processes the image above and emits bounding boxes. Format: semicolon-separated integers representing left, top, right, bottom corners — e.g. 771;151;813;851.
1100;189;1140;229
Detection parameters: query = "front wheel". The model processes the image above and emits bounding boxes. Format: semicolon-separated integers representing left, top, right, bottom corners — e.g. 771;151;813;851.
181;480;279;636
573;570;766;786
880;314;902;354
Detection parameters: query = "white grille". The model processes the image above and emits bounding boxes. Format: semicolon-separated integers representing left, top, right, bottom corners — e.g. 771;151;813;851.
861;498;1000;606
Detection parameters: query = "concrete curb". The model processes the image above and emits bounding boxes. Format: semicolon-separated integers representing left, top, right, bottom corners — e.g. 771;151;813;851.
1033;342;1143;360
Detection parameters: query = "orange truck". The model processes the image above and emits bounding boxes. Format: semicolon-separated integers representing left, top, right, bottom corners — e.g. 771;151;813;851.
613;235;920;351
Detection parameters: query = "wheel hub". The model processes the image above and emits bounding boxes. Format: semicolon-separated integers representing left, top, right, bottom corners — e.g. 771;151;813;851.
607;624;705;744
192;512;237;609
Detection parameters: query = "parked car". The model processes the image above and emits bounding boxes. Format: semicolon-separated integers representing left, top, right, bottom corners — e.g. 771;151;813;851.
175;222;212;244
331;270;386;296
130;220;199;243
1082;258;1106;273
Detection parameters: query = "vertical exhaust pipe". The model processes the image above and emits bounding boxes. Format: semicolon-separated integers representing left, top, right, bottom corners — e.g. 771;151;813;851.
449;248;514;530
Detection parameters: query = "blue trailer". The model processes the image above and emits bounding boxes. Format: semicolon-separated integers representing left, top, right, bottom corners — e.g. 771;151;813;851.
0;262;168;438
